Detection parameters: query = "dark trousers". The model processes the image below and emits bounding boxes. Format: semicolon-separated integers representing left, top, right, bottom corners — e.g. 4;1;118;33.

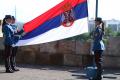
11;47;18;69
94;50;103;80
4;45;18;70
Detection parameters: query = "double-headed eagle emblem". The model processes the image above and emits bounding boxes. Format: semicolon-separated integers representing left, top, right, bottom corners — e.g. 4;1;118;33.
61;2;75;27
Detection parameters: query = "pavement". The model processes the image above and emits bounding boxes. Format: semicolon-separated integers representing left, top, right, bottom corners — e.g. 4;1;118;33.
0;65;120;80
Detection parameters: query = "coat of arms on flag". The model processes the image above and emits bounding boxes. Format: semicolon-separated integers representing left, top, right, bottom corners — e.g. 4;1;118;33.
61;2;75;27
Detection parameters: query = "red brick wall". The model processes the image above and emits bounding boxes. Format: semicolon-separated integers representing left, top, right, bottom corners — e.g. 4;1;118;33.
1;37;120;68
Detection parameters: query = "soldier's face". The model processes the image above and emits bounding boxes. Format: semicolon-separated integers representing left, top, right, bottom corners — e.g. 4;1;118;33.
6;18;12;24
95;21;100;26
12;19;15;24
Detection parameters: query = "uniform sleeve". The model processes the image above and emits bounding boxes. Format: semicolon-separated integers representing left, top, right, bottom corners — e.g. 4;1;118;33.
3;26;14;45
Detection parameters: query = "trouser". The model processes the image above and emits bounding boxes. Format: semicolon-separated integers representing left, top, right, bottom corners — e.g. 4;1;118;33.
4;45;12;70
94;50;103;80
11;47;18;69
4;45;18;70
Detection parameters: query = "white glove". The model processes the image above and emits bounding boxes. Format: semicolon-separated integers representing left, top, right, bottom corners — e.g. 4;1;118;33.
22;32;26;36
12;44;16;47
14;35;21;39
18;35;22;39
91;51;94;55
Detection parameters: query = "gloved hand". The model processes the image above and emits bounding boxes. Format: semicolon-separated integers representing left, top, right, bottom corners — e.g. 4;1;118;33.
18;35;21;39
12;44;16;47
21;32;26;36
90;51;94;55
14;35;22;39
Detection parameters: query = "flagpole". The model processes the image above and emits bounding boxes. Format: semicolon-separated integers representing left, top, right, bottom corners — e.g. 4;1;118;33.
95;0;98;18
14;0;17;19
15;4;17;19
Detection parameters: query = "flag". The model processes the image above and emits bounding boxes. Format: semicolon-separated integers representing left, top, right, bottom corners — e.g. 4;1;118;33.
15;0;88;46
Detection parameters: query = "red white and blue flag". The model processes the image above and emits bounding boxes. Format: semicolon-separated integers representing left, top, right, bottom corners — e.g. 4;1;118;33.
16;0;88;46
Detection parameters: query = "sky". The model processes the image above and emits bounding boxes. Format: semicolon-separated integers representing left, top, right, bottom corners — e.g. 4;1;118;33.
0;0;120;22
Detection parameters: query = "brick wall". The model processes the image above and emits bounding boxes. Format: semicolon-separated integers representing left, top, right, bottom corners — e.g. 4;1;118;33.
0;37;120;68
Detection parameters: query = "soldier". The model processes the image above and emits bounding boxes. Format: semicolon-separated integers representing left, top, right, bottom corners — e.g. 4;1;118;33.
2;15;23;73
10;16;21;71
2;15;15;73
92;17;105;80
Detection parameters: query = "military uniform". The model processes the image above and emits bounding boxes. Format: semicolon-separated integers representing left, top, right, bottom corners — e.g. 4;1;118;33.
2;23;15;73
2;22;22;73
92;26;105;80
10;24;21;71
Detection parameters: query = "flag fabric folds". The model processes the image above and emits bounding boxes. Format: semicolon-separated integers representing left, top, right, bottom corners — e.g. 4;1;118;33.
15;0;89;46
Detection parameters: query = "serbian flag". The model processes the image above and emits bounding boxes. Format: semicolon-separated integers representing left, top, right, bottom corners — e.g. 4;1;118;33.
16;0;88;46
